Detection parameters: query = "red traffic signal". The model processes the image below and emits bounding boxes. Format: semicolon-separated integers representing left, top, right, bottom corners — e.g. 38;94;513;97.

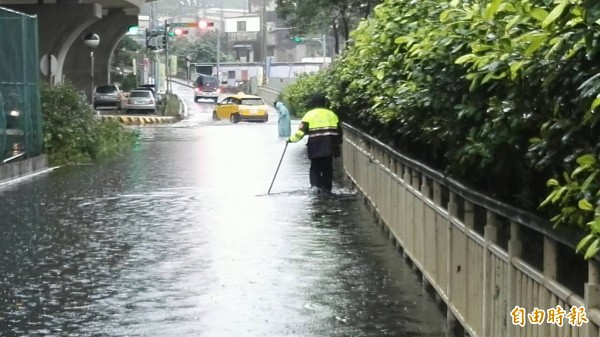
174;28;188;36
197;20;215;30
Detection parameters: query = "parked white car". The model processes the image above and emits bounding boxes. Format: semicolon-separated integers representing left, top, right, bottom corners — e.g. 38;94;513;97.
124;90;156;114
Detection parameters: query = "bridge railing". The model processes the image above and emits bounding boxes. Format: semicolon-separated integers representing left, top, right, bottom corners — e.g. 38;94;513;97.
258;85;281;106
342;122;600;337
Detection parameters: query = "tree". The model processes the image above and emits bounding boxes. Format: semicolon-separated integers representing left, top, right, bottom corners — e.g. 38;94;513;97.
111;36;141;83
168;33;235;73
275;0;381;54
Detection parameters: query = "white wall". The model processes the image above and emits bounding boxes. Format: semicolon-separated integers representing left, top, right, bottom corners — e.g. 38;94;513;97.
224;16;260;33
195;63;323;81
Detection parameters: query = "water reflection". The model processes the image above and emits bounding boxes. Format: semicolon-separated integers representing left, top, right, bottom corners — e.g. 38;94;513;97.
0;121;446;336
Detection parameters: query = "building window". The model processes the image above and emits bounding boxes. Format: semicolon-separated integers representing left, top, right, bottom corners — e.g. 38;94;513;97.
237;21;246;32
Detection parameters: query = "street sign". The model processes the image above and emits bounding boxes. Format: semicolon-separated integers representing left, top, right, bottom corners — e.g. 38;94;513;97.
40;54;58;77
168;22;211;29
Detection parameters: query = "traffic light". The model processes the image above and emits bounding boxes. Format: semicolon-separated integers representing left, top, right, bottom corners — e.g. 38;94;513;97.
161;35;167;49
168;28;189;37
174;28;188;36
197;19;215;30
291;36;304;43
127;25;139;35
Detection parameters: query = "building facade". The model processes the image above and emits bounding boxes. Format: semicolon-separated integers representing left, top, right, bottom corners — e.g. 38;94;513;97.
138;0;330;64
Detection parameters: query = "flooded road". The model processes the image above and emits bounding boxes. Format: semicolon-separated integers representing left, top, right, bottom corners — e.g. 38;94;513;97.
0;82;447;336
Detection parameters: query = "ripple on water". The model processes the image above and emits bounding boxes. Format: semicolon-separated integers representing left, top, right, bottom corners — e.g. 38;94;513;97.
0;126;446;337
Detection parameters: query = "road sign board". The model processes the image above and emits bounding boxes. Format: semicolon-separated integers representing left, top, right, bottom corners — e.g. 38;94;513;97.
40;54;58;77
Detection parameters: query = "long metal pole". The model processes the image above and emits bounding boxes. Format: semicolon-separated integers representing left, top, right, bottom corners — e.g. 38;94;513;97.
261;0;267;74
216;0;223;82
165;19;170;93
322;34;326;69
267;141;288;194
90;50;94;103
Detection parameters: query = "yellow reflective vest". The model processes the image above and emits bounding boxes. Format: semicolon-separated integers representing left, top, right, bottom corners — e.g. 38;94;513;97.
289;107;342;159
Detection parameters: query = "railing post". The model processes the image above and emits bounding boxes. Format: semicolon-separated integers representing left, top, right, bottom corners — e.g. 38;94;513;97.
447;192;459;336
404;167;412;186
585;259;600;337
412;169;420;190
540;237;557;336
482;211;498;337
507;222;522;337
464;201;475;230
447;192;458;296
433;182;442;205
421;176;431;289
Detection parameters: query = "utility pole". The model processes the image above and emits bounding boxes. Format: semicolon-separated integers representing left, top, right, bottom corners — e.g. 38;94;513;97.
322;34;327;69
216;0;223;84
261;0;267;85
150;2;156;29
165;19;170;93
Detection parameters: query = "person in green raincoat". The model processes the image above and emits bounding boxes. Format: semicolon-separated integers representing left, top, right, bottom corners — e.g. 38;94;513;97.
275;101;291;138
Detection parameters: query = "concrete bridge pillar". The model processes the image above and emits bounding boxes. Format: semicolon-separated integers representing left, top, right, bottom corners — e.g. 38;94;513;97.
63;11;137;97
8;3;101;86
5;4;137;95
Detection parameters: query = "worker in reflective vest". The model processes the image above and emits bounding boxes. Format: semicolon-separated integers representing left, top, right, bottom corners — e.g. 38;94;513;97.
287;93;342;194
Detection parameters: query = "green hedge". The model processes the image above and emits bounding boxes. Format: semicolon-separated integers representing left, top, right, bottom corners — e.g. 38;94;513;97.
282;0;600;258
41;82;134;165
159;93;181;117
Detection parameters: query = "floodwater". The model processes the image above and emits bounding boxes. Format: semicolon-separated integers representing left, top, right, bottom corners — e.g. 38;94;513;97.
0;82;447;336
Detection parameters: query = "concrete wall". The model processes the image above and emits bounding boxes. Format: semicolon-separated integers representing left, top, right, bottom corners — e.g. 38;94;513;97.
0;155;48;185
265;77;296;91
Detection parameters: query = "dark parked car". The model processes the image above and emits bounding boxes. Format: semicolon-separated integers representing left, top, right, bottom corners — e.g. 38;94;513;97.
193;74;220;103
93;84;122;110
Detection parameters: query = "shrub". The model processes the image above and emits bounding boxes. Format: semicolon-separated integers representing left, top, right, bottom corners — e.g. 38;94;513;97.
283;0;600;258
120;73;137;92
41;82;134;165
159;93;181;118
281;72;329;117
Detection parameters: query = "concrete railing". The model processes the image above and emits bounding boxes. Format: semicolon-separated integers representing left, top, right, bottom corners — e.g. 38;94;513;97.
342;123;600;337
0;155;49;185
258;86;281;106
266;77;297;91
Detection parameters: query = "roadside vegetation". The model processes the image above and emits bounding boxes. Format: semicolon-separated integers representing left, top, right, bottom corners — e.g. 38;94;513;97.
159;93;182;118
111;36;141;91
169;33;235;75
282;0;600;258
41;83;134;165
276;0;381;54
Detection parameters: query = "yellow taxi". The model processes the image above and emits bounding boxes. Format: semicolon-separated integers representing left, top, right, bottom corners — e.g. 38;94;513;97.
212;93;269;123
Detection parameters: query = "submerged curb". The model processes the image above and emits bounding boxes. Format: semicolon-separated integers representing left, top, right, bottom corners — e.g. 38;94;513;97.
100;115;178;125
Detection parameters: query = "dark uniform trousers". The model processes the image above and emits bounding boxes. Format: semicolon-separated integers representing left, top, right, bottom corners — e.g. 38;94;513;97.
310;156;333;191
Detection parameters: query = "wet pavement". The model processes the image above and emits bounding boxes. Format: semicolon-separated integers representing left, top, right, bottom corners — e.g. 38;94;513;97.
0;82;447;336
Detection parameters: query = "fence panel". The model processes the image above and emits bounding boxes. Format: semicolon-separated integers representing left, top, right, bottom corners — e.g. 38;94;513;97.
0;7;43;163
341;123;600;337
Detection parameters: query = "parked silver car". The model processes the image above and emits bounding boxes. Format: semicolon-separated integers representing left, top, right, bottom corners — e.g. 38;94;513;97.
138;84;164;104
93;84;122;110
124;90;157;114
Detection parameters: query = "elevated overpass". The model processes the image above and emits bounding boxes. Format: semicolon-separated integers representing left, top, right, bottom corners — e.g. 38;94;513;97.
0;0;156;92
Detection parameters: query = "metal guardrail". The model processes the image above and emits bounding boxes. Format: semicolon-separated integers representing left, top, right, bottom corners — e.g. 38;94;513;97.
342;122;600;337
